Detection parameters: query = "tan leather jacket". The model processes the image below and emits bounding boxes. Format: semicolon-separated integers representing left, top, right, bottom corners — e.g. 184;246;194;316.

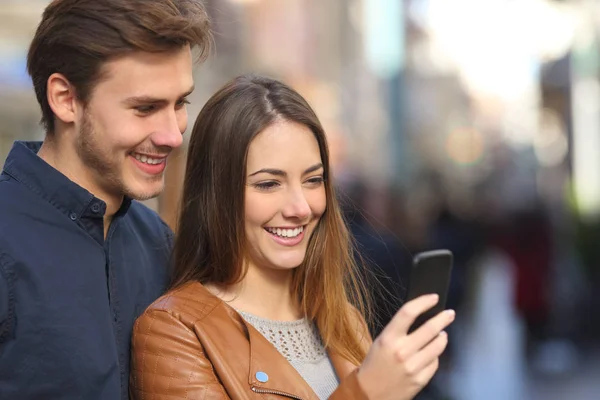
130;281;371;399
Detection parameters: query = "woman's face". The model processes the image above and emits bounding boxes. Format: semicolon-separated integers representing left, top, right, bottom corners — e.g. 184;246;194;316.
243;120;326;273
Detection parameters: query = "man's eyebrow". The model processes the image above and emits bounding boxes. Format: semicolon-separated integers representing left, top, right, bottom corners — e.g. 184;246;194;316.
121;86;195;105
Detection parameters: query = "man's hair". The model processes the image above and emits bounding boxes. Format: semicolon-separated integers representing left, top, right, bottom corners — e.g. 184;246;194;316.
27;0;212;134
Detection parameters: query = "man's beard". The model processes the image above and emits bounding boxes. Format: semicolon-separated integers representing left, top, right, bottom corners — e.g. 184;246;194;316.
75;112;163;201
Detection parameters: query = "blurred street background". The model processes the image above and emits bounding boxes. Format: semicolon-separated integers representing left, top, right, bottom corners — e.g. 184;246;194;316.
2;0;600;398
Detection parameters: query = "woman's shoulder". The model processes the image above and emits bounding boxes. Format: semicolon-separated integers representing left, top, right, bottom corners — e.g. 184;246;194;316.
140;281;225;326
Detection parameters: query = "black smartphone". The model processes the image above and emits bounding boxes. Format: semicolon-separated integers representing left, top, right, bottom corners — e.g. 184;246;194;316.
406;249;453;333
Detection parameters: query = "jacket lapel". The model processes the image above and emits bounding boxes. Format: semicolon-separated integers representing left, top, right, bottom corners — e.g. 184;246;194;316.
244;317;363;399
194;283;359;400
244;315;319;400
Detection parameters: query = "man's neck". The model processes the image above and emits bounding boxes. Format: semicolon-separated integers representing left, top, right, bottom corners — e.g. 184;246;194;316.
38;138;123;230
208;264;301;321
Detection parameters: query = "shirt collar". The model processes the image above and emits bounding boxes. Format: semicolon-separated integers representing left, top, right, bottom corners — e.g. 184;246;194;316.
2;141;132;219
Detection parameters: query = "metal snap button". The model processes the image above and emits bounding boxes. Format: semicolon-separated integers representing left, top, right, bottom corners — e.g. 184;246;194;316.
255;371;268;383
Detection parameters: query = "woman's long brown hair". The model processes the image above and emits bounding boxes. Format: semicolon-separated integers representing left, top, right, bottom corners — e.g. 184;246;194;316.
171;74;372;365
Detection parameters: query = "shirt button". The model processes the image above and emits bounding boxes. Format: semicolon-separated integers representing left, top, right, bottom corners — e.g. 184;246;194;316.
91;203;101;213
69;213;77;221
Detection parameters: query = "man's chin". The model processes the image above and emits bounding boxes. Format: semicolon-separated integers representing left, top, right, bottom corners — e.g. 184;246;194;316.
124;182;164;201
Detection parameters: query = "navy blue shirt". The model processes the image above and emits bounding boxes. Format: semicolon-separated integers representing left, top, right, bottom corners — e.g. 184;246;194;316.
0;141;172;399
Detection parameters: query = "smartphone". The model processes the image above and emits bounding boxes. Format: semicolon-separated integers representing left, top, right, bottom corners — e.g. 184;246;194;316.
406;249;453;333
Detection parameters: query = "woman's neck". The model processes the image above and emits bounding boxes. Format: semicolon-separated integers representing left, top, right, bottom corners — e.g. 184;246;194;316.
206;263;302;321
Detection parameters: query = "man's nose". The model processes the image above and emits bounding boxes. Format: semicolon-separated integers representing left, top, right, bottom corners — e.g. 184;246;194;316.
152;110;185;149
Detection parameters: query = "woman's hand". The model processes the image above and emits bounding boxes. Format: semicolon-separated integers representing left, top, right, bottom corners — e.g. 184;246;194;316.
356;294;455;400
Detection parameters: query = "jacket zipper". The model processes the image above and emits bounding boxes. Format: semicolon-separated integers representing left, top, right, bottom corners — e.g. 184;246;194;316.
251;386;303;400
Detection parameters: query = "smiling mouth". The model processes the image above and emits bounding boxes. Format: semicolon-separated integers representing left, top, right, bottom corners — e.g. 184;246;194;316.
265;226;305;238
131;152;167;165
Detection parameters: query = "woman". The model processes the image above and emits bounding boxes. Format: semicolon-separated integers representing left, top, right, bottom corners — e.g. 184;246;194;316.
130;74;455;399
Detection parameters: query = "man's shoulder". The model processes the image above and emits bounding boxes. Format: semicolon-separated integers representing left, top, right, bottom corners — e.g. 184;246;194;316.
0;173;24;200
0;173;38;223
0;172;47;215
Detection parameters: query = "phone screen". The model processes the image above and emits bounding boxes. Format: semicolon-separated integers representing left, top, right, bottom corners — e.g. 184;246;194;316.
406;249;453;333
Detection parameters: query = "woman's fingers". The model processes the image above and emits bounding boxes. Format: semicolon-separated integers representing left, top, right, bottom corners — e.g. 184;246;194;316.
412;357;441;388
386;294;440;336
403;309;455;355
355;298;455;400
405;331;449;375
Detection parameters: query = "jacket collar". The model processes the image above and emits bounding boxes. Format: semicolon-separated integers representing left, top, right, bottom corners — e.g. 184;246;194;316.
191;282;359;400
246;321;317;399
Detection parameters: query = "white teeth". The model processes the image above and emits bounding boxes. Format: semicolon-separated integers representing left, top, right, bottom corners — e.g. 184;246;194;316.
134;153;164;165
267;226;304;238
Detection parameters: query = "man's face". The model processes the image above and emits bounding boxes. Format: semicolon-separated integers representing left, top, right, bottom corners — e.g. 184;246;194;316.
74;46;194;201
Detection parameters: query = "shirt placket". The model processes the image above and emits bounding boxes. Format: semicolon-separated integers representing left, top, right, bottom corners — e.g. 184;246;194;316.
104;222;126;400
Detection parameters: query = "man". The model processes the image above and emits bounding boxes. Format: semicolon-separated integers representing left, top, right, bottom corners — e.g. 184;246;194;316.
0;1;211;398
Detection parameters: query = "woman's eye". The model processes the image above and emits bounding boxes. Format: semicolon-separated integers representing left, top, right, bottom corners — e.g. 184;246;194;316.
254;181;280;190
306;176;324;185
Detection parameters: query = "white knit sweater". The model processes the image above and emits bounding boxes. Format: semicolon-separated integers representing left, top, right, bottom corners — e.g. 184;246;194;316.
239;311;339;400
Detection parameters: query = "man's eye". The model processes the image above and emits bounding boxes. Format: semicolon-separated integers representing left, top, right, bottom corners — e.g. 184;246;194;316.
135;105;155;114
176;98;191;108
